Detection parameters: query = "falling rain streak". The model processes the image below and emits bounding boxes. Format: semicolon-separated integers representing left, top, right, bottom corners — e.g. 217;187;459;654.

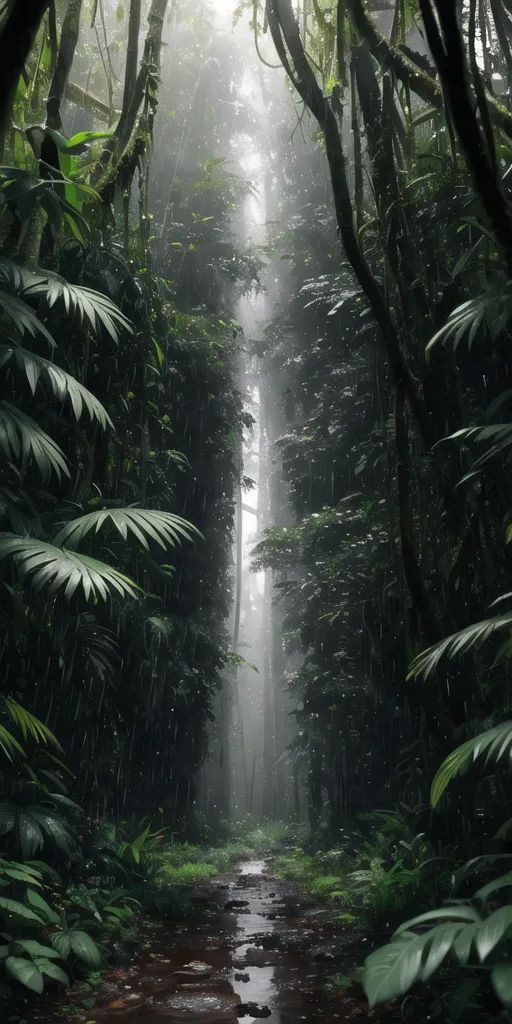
1;1;512;1022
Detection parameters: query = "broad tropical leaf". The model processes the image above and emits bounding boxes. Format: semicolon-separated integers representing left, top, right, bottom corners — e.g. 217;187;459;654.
0;167;91;240
5;955;43;993
0;535;139;602
492;964;512;1007
363;931;433;1007
0;896;43;923
364;908;512;1008
54;507;202;551
0;345;113;428
474;906;512;961
27;889;61;925
53;929;101;966
431;721;512;807
395;906;481;932
0;401;69;481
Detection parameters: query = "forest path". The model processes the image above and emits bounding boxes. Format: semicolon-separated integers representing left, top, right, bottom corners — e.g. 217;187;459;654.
84;858;373;1024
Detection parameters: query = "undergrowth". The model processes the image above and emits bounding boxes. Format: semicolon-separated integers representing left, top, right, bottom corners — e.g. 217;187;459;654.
273;810;451;928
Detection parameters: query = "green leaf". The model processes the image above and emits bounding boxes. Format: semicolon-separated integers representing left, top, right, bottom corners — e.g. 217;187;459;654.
5;956;43;993
69;930;101;966
50;932;71;959
0;402;69;482
18;811;44;858
54;508;202;551
15;940;60;959
5;699;63;750
0;288;55;346
395;906;480;932
420;924;465;982
474;906;512;961
26;889;60;925
0;724;25;761
492;963;512;1007
430;722;512;808
409;621;512;684
0;897;43;923
0;535;140;602
0;345;113;429
453;924;478;965
65;130;113;152
26;274;132;343
475;871;512;903
363;932;426;1007
37;960;69;985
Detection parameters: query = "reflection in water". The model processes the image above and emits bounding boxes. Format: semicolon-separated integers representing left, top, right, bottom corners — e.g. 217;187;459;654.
41;861;372;1024
239;860;266;876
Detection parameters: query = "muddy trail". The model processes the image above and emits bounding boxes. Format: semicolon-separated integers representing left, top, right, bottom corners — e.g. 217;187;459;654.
56;859;376;1024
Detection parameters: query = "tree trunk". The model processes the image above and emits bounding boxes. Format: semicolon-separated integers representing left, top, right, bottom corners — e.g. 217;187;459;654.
46;0;83;130
0;0;50;160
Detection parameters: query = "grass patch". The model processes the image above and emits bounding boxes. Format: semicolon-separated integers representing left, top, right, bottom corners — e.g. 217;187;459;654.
141;819;299;915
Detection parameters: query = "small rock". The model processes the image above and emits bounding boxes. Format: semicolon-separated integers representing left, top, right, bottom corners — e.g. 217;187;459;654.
236;1003;271;1018
234;972;250;982
312;947;336;962
225;899;250;910
174;961;213;979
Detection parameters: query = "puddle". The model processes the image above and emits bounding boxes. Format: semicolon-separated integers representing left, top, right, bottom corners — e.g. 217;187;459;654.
239;859;266;876
30;862;374;1024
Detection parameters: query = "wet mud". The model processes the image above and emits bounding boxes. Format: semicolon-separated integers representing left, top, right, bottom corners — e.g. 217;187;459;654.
36;860;377;1024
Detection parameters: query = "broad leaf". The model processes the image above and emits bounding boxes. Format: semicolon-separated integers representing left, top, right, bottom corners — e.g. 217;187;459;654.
0;897;43;923
50;932;71;959
37;959;68;985
492;963;512;1007
363;932;426;1007
5;955;43;993
69;930;101;966
474;906;512;961
395;906;480;933
26;889;60;925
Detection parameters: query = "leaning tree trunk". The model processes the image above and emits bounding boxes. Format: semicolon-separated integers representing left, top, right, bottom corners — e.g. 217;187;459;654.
0;0;50;160
45;0;84;131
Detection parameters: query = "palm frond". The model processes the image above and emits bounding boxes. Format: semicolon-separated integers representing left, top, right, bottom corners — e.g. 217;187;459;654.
0;723;25;762
4;699;63;752
431;721;512;807
0;345;113;429
54;508;202;551
74;616;119;680
408;613;512;680
0;535;139;602
426;283;512;354
0;401;69;482
0;287;56;346
444;423;512;476
25;274;132;344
